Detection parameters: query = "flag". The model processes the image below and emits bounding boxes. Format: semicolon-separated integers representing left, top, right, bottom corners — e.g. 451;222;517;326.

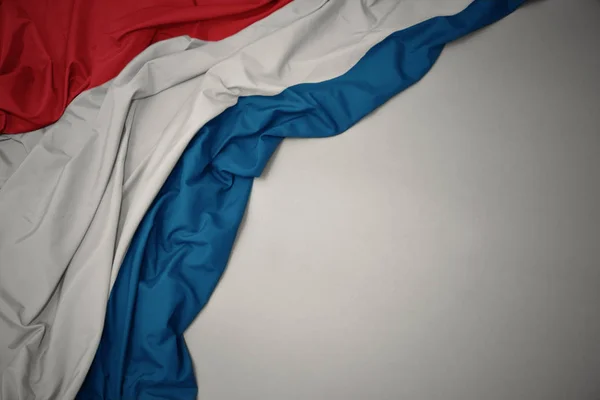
0;1;526;399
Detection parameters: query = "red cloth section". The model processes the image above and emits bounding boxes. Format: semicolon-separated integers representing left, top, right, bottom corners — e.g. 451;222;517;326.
0;0;292;134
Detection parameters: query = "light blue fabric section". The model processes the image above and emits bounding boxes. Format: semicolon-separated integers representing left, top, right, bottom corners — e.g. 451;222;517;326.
79;1;525;398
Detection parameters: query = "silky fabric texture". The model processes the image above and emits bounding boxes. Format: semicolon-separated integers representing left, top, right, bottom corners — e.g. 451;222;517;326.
0;0;292;134
79;1;526;399
2;0;470;397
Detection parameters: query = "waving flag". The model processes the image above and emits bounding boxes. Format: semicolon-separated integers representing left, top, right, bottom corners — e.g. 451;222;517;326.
0;1;526;399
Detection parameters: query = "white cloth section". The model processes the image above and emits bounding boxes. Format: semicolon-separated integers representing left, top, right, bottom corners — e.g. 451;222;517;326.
0;1;472;399
0;131;44;189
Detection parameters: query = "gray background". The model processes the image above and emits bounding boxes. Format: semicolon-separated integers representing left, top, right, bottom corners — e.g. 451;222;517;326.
186;1;600;399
